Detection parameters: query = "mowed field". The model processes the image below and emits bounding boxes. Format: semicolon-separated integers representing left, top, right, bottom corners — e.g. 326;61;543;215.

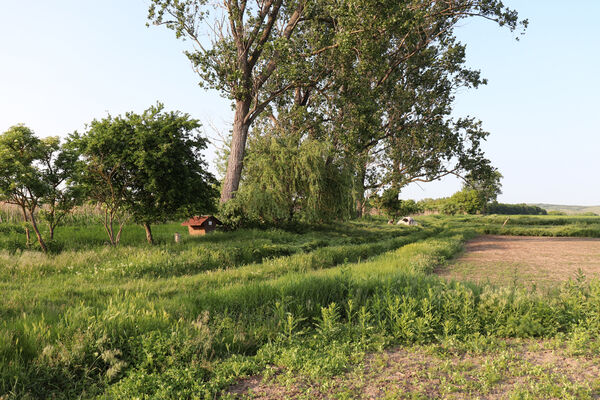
1;215;600;399
439;235;600;289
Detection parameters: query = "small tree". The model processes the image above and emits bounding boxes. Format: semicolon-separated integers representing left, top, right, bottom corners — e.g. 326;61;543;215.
398;199;421;218
69;117;132;246
374;188;401;220
463;169;503;214
445;188;486;215
71;104;218;245
123;105;218;244
0;125;48;252
38;137;82;240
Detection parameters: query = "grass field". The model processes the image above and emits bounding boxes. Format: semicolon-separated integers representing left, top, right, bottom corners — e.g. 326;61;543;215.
530;203;600;216
1;215;600;399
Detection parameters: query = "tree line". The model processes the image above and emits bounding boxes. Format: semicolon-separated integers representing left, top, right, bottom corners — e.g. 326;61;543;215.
1;0;528;250
0;104;217;252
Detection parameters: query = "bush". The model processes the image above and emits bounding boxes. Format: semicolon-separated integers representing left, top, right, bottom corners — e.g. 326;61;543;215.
487;203;547;215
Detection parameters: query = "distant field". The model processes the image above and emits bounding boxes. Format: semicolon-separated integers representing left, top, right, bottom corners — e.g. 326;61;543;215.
2;215;600;399
530;203;600;215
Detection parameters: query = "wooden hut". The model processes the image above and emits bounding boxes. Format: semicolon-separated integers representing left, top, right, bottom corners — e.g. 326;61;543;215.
181;215;221;235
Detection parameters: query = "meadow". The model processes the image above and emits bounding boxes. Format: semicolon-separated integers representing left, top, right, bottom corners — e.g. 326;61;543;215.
1;215;600;399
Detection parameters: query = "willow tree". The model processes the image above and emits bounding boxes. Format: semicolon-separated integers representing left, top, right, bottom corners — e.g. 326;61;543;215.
227;123;353;225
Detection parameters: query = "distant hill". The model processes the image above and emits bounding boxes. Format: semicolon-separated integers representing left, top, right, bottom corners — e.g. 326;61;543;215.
530;203;600;215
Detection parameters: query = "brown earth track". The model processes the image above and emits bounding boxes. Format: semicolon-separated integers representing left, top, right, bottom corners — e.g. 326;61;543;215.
437;235;600;288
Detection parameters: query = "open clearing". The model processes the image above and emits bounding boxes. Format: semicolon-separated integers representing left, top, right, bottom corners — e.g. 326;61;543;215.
437;235;600;288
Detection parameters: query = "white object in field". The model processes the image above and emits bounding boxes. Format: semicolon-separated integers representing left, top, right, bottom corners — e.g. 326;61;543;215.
174;232;181;243
397;217;418;226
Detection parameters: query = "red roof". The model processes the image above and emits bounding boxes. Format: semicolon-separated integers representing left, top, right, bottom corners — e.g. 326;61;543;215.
181;215;221;227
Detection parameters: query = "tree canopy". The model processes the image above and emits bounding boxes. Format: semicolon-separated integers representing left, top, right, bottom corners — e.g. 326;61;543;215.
0;126;76;252
70;104;218;244
148;0;527;206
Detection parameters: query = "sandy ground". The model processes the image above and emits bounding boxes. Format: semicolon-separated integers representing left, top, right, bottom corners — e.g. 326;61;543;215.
437;235;600;288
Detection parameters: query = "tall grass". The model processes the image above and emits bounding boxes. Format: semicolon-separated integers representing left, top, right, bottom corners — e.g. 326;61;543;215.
3;220;600;399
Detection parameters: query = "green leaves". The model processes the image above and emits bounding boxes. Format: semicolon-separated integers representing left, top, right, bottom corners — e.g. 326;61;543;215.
0;125;77;252
148;0;526;205
228;130;354;225
71;103;218;244
0;125;47;201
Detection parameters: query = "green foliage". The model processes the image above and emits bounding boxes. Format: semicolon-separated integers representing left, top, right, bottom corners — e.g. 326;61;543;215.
373;191;422;219
373;189;401;219
121;104;218;225
69;104;218;244
37;136;82;239
221;133;353;226
487;203;548;215
419;196;548;216
398;199;422;217
3;217;600;398
0;125;74;252
447;188;486;215
148;0;526;204
548;210;567;216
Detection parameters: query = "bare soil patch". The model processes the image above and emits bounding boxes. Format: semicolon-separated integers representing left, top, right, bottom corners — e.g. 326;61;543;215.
226;341;600;399
437;235;600;288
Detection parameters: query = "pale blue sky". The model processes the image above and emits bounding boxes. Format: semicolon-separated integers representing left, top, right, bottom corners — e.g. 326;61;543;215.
1;1;598;205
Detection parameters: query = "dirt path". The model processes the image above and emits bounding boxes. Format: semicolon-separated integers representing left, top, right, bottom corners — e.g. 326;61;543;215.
437;235;600;288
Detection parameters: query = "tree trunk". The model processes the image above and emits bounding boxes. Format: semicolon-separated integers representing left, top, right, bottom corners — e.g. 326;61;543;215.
19;204;31;247
48;208;56;240
143;222;153;245
103;209;116;246
220;99;251;203
29;212;47;254
355;161;367;218
115;221;124;245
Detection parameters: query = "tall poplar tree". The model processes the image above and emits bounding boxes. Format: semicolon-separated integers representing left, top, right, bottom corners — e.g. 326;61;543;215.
148;0;525;204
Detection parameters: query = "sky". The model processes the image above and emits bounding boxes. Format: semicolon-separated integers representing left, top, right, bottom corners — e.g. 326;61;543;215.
1;1;598;205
